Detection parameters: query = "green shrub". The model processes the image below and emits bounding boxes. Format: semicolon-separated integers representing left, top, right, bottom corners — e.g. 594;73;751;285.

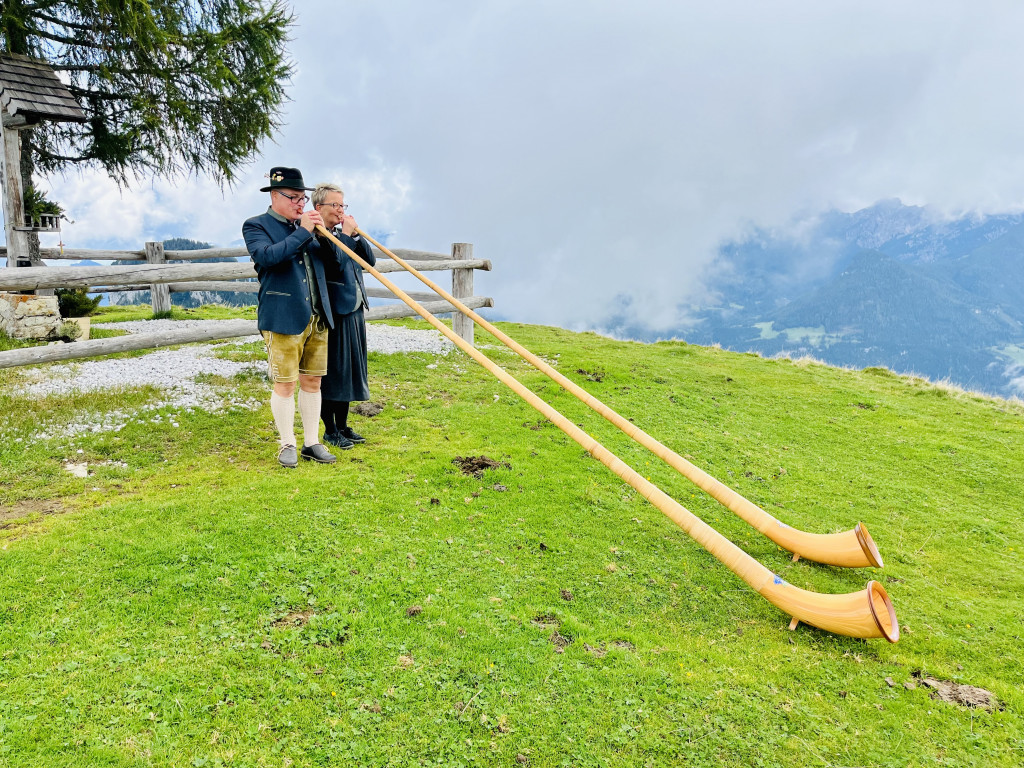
23;186;64;221
57;319;82;341
56;287;102;318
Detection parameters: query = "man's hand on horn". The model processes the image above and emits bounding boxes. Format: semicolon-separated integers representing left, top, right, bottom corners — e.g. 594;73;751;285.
299;209;324;232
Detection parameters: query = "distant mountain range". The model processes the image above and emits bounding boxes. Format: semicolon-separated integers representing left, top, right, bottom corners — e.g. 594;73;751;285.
605;200;1024;397
106;237;256;309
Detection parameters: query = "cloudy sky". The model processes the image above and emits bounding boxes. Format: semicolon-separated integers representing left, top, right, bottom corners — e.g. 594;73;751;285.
27;0;1024;333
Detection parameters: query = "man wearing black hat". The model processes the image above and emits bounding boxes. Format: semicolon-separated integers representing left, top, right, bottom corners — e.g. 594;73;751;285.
243;166;339;468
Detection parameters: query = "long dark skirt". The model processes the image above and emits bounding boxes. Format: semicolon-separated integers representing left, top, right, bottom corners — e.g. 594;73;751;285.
322;308;370;402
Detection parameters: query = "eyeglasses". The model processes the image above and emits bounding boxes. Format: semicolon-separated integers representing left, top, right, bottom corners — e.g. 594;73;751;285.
276;191;308;205
318;202;349;211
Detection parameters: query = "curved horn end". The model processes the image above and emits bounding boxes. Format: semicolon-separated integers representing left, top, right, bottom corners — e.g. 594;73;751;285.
855;522;885;568
762;578;900;641
867;580;900;643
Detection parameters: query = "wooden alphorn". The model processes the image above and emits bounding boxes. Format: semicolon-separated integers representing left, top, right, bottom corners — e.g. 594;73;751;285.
355;228;883;570
316;225;899;641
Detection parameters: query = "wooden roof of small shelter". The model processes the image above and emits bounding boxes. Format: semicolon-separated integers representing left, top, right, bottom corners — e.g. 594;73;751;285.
0;53;86;128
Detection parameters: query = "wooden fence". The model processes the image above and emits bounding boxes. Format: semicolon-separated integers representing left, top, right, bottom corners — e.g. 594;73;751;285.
0;241;492;368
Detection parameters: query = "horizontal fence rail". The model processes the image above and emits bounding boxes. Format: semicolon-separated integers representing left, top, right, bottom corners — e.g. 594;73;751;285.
0;240;493;362
0;259;491;291
0;245;451;262
91;282;443;303
0;296;494;370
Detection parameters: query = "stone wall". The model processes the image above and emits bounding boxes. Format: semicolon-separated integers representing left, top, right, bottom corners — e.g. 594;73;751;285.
0;292;63;339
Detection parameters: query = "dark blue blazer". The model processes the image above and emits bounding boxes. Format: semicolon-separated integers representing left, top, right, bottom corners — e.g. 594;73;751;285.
242;210;339;334
320;230;376;315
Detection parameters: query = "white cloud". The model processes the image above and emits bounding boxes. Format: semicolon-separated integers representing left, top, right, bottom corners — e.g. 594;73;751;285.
35;170;261;251
313;158;414;233
15;0;1024;332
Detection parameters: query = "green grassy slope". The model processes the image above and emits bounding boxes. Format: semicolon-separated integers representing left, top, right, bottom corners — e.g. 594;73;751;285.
1;315;1021;767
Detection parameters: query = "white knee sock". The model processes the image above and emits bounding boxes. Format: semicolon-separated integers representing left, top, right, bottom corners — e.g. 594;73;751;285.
297;389;322;447
270;392;296;447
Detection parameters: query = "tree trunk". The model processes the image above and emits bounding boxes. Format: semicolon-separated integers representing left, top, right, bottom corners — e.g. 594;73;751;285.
2;3;31;57
7;4;39;265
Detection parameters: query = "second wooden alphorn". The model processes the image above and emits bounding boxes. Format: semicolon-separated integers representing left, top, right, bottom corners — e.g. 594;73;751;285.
316;225;898;641
354;229;883;570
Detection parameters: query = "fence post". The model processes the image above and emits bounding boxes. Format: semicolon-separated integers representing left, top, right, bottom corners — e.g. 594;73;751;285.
451;242;474;346
145;241;171;314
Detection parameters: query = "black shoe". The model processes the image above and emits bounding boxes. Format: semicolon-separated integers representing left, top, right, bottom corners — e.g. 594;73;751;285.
340;427;366;443
323;431;354;450
300;443;337;463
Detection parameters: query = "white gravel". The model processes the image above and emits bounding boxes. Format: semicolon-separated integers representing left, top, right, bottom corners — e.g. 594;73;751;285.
11;319;455;439
98;319;456;356
23;343;260;401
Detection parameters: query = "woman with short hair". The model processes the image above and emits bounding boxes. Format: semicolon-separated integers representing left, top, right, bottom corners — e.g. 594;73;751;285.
312;182;377;449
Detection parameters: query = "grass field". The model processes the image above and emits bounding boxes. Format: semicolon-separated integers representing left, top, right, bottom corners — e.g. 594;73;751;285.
1;307;1022;766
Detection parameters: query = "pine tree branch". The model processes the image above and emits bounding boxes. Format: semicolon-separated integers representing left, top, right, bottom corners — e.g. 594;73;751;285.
51;64;111;73
33;29;106;49
16;0;295;183
34;12;109;34
32;147;96;163
20;0;64;12
55;63;189;78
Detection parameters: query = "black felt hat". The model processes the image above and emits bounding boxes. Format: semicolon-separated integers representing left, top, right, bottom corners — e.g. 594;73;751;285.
260;166;314;192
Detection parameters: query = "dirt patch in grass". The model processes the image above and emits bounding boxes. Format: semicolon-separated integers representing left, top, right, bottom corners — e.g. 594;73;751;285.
585;640;633;657
353;401;384;417
576;368;605;382
914;672;1000;710
531;613;572;649
453;455;511;478
531;613;559;629
0;499;66;527
271;609;315;628
584;643;607;658
549;630;572;649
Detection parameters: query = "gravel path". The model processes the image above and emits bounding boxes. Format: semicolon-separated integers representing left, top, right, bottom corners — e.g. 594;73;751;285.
19;319;455;402
98;319;456;357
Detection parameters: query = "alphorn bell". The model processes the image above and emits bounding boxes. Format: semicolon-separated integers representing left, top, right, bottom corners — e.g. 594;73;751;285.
315;225;899;642
353;229;883;570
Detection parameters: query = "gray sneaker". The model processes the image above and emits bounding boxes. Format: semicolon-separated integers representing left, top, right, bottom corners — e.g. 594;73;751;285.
301;443;337;464
278;444;298;468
